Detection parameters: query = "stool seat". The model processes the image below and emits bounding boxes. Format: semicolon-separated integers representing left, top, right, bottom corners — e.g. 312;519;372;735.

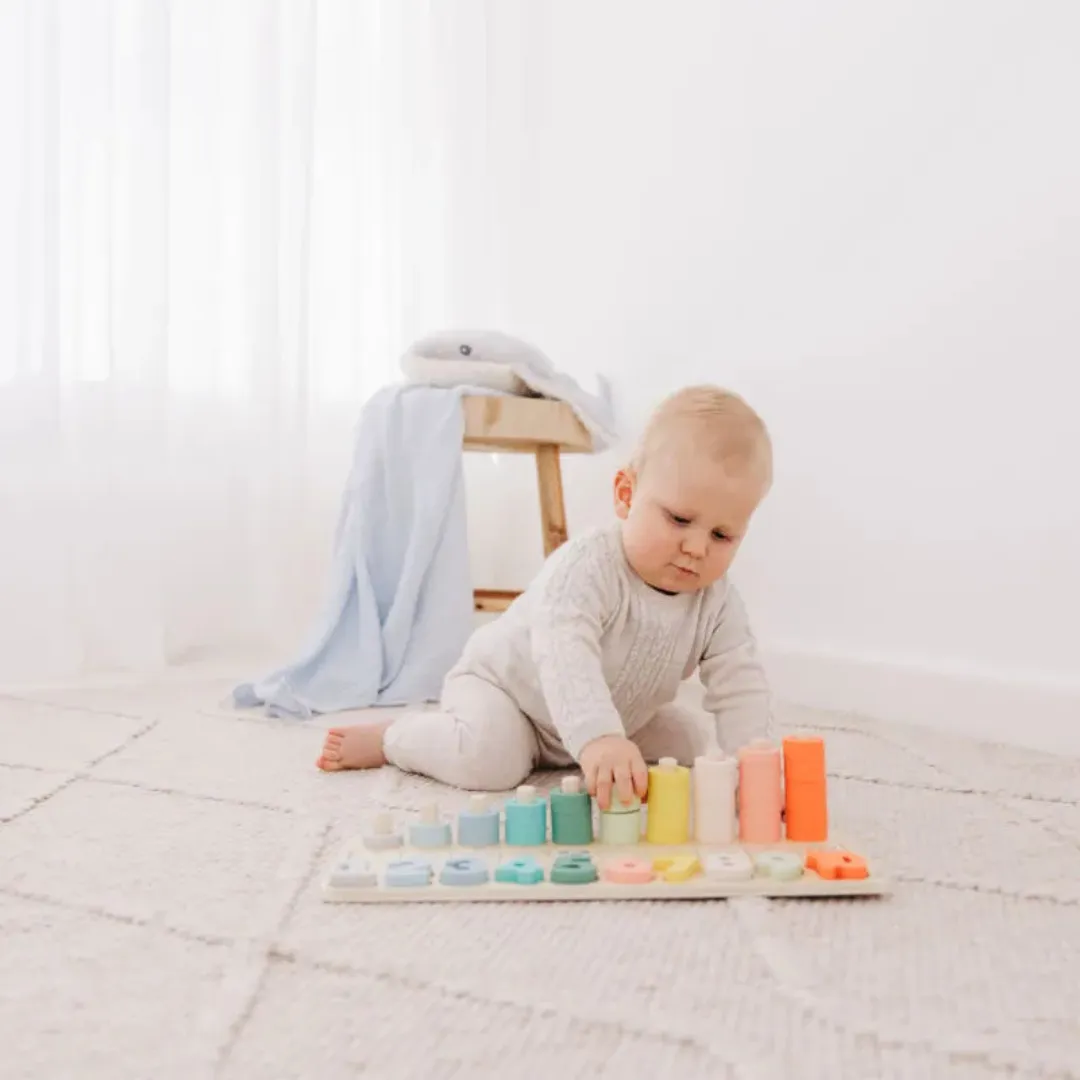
463;395;594;613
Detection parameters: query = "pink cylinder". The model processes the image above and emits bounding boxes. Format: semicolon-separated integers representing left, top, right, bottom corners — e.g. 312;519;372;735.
738;741;783;843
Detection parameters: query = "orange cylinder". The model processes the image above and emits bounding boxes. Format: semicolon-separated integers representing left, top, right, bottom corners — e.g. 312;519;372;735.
782;735;828;841
737;741;783;843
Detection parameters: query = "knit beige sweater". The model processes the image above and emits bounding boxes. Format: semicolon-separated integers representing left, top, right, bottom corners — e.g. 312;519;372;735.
455;522;774;760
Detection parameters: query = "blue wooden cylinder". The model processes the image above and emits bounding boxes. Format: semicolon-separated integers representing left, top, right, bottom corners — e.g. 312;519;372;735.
457;794;501;847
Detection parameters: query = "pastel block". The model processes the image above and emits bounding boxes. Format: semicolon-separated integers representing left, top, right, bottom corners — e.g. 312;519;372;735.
551;851;598;885
806;850;869;880
362;811;403;851
598;808;641;845
385;857;434;888
409;820;452;848
495;856;545;885
603;858;654;885
549;777;594;845
408;802;453;848
504;785;548;846
753;850;804;881
645;758;691;844
439;856;490;887
327;856;378;889
457;795;501;847
652;855;701;883
702;851;754;881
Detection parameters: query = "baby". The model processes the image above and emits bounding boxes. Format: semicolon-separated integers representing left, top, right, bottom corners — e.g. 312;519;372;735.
317;384;774;810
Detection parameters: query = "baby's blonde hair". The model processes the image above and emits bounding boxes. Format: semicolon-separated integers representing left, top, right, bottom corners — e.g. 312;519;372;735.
631;385;773;487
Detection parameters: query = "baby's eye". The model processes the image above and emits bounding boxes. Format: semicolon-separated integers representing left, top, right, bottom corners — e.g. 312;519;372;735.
669;513;690;526
712;530;730;542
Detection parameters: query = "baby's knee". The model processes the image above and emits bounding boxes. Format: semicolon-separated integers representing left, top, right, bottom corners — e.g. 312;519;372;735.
440;742;532;792
445;718;536;791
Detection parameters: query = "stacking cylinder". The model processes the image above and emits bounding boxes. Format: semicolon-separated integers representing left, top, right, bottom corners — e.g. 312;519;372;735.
645;757;691;844
408;802;453;848
737;741;783;843
457;794;501;847
504;785;547;846
362;811;403;851
598;794;641;844
550;776;594;845
692;752;737;844
782;734;828;841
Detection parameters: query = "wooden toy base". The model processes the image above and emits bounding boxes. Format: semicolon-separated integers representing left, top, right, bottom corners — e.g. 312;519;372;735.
321;839;889;903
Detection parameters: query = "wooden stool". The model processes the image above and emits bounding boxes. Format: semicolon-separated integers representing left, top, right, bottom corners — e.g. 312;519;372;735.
462;395;594;613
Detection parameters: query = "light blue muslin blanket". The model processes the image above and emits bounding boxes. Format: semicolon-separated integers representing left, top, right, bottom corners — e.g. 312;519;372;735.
233;330;616;719
233;384;475;716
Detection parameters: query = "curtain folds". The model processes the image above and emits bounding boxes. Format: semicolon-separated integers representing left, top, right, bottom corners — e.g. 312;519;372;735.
0;0;494;682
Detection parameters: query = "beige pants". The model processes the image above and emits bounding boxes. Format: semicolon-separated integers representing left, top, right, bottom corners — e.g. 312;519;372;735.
383;672;712;792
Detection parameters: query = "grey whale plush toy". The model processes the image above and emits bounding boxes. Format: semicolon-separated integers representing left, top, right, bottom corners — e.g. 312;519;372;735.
399;329;617;451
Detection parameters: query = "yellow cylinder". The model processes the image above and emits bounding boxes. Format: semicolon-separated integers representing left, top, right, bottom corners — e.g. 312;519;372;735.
645;757;691;844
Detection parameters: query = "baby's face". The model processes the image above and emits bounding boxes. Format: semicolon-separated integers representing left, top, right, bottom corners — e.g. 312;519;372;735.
614;450;765;594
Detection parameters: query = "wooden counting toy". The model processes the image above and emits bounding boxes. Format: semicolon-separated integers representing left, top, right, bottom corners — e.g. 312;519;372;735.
321;734;890;903
703;851;753;882
495;855;545;885
362;811;403;851
439;855;490;887
457;795;500;848
408;802;451;849
598;791;641;845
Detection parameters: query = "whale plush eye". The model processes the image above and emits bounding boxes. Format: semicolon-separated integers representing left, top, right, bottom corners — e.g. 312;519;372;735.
459;344;472;356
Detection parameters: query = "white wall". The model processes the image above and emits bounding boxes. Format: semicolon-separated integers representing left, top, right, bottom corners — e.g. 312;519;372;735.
460;1;1080;751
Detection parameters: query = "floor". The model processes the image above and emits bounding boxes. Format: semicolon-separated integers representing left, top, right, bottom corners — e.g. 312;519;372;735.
1;673;1078;1079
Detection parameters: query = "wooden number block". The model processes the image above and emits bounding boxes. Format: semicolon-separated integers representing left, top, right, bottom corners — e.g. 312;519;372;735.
805;850;868;880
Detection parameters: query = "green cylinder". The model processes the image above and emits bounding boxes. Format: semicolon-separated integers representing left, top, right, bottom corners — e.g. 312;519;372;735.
549;778;594;845
598;807;641;845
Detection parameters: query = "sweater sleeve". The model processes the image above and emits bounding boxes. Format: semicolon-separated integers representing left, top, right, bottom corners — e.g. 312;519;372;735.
528;540;627;760
698;582;774;751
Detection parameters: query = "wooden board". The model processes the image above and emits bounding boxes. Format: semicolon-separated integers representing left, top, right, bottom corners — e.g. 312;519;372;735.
321;838;888;904
462;396;593;454
473;589;520;614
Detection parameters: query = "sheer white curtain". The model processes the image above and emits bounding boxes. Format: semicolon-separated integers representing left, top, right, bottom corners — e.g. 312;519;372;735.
0;0;492;683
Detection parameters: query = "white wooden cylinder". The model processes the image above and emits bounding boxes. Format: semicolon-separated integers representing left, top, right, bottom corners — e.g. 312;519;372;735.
693;753;737;844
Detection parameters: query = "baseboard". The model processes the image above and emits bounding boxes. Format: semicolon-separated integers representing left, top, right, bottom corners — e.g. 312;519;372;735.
762;645;1080;757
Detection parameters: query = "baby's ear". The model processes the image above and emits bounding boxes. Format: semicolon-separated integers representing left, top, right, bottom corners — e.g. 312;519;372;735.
613;468;635;519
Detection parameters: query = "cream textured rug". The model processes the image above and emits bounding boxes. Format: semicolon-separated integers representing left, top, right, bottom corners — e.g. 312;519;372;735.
1;674;1078;1079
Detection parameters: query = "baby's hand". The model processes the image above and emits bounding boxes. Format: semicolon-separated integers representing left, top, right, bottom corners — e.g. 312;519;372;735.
579;735;649;811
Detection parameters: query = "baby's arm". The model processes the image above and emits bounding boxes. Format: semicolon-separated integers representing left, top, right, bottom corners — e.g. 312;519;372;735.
698;583;775;751
529;545;648;807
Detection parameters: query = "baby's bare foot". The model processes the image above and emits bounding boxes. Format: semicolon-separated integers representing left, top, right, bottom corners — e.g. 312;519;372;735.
316;721;391;772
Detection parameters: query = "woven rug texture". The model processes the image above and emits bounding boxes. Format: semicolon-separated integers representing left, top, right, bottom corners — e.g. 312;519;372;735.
1;676;1078;1079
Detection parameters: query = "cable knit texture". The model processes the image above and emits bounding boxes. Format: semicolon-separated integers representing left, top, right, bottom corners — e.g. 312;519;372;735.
2;674;1078;1078
454;523;773;760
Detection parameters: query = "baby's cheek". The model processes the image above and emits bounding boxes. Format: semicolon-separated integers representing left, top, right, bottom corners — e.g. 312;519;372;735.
705;550;732;579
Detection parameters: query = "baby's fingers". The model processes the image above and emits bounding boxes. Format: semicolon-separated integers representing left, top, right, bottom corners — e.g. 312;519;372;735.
630;748;649;799
595;766;614;811
613;762;635;808
583;761;599;798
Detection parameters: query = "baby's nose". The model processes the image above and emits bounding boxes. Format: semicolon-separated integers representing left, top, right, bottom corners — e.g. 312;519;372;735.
682;533;707;557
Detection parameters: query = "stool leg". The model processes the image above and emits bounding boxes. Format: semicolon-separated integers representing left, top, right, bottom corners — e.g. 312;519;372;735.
535;444;568;556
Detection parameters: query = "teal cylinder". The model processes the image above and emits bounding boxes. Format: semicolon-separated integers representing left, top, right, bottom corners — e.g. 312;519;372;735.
504;785;547;846
549;777;593;845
